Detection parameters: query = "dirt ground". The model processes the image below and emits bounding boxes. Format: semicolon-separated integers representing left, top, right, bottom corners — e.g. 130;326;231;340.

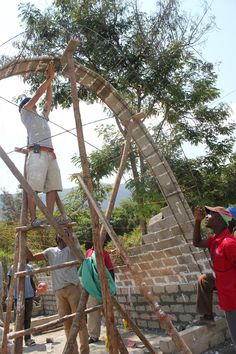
21;323;236;354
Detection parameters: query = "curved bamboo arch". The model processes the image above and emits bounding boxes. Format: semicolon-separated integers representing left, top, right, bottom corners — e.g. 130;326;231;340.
0;56;194;238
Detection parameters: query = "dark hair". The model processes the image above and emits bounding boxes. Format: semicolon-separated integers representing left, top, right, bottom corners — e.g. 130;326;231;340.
85;240;93;251
19;97;31;112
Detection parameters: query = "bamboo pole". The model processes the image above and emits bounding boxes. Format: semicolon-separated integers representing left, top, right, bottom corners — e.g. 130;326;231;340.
100;120;134;243
62;286;89;354
116;329;129;354
8;305;103;340
15;222;76;232
15;260;80;277
112;297;157;354
75;173;193;354
63;40;118;354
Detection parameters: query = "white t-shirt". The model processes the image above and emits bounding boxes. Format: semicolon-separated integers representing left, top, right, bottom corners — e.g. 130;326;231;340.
21;109;53;148
43;245;80;291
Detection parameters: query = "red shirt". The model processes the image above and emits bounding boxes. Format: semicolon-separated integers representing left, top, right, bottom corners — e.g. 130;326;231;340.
86;248;113;271
208;228;236;311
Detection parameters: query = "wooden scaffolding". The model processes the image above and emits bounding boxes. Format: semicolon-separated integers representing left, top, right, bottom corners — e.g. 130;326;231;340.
0;39;194;354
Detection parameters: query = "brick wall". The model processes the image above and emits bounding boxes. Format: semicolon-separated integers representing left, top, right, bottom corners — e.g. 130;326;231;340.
36;206;217;331
115;283;222;330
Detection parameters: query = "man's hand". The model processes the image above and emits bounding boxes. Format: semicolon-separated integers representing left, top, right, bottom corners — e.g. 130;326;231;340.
194;207;206;221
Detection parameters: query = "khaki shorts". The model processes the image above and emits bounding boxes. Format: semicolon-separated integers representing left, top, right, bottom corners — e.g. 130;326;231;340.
26;151;62;193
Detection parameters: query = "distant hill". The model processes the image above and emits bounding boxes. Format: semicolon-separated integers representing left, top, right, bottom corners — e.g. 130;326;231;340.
0;184;131;219
59;184;131;209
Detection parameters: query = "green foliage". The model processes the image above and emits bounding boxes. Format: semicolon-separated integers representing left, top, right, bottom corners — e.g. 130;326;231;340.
11;0;233;154
120;227;142;250
0;189;22;223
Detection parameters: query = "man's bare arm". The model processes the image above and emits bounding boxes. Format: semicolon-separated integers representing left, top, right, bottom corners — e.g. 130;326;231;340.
193;207;208;249
23;62;55;112
26;247;45;262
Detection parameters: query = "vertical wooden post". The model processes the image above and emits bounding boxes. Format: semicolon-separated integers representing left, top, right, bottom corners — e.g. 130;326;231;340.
1;233;20;353
100;120;134;243
0;261;3;321
14;155;28;354
14;232;26;354
63;39;118;354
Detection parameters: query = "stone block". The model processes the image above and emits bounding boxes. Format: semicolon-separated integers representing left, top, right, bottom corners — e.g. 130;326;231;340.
154;237;185;251
152;259;165;268
161;206;172;218
164;247;182;257
152;285;166;294
147;213;163;233
141;143;155;157
146;153;162;170
153;277;168;284
183;304;197;313
147;320;160;329
179;283;195;292
165;284;179;294
162;257;178;267
176;294;190;303
170;304;185;313
161;295;175;302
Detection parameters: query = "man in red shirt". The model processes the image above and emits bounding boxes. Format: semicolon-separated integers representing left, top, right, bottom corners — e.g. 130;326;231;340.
193;206;236;349
85;242;114;344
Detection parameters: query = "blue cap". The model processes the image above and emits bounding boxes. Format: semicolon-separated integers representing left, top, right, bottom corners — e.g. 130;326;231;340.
227;206;236;220
19;97;31;112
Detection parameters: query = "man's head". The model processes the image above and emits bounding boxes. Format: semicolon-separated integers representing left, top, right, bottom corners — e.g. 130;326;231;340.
205;206;232;232
55;228;71;249
19;97;31;112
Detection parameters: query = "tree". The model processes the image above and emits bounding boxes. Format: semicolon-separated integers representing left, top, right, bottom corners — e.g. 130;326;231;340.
0;189;22;224
6;0;234;233
14;0;233;153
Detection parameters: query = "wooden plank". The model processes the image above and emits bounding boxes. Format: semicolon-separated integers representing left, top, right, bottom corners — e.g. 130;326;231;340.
63;44;118;354
8;305;103;340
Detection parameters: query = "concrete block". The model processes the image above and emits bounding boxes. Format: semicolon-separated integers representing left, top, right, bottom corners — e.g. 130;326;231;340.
165;284;179;294
161;206;172;218
170;304;184;313
179;283;195;292
164;247;182;257
176;294;190;303
154;237;185;251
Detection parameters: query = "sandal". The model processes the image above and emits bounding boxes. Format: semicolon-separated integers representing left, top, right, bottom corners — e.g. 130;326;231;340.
25;338;36;346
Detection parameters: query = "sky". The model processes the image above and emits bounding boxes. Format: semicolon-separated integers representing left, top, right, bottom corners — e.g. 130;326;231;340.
0;0;235;193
